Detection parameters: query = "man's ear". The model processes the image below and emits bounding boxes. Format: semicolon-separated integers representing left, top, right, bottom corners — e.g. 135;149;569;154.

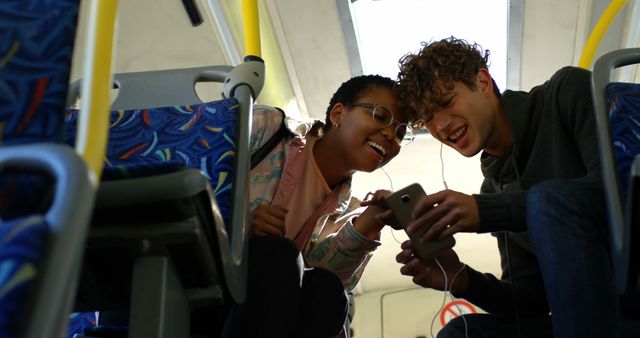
329;103;344;127
476;68;494;97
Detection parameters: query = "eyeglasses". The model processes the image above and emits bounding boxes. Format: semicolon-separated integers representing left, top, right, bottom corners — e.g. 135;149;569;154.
346;102;414;145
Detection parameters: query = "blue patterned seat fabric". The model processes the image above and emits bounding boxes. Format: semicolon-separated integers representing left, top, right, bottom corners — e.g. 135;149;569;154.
0;3;77;146
0;216;49;338
0;1;78;220
64;97;240;227
0;1;79;337
67;312;99;337
607;82;640;201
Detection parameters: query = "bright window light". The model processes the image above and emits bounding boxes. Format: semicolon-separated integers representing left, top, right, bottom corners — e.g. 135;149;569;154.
349;0;508;91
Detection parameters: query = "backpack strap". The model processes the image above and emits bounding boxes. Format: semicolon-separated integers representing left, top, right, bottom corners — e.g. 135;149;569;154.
250;107;291;169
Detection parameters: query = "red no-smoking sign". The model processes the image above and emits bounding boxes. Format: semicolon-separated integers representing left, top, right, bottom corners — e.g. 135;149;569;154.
439;300;477;326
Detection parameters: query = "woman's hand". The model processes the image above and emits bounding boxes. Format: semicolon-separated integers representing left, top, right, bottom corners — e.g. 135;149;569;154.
250;204;288;236
360;189;402;229
354;190;392;240
395;240;468;293
359;189;391;208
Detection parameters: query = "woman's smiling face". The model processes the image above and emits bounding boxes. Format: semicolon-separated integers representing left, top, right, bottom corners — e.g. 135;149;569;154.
331;85;407;172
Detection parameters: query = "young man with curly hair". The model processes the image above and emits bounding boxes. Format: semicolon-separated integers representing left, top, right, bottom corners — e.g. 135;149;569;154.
392;37;622;338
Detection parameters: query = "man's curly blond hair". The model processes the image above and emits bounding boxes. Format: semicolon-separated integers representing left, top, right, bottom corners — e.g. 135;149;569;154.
396;37;491;129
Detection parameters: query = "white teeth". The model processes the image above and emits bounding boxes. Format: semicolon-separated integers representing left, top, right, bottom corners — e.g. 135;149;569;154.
368;141;386;156
449;126;467;142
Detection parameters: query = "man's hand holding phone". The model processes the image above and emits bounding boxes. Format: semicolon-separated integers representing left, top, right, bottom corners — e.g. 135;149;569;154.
384;183;455;260
405;189;481;243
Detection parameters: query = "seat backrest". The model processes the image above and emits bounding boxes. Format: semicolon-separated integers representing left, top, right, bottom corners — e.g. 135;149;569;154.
63;59;264;337
65;63;263;229
0;1;98;338
591;47;640;295
65;96;240;227
0;1;80;219
0;2;77;146
67;57;263;299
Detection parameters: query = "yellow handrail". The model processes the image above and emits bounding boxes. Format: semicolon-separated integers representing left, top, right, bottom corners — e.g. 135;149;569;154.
578;0;629;69
76;0;119;182
242;0;261;57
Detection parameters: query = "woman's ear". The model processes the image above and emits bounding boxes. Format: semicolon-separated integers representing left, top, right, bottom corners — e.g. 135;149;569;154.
329;103;344;127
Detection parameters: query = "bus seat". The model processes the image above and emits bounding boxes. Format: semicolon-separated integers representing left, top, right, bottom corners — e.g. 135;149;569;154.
64;96;240;227
591;47;640;336
0;2;96;338
64;58;264;338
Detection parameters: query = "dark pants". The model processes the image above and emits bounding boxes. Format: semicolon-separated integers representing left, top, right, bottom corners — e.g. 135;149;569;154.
527;178;619;338
437;314;553;338
440;177;623;338
224;235;347;338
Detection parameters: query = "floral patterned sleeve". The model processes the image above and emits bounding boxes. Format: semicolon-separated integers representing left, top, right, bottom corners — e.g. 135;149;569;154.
250;105;285;154
249;105;288;211
304;207;381;291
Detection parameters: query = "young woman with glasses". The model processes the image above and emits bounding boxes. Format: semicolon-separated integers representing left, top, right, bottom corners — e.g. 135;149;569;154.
224;75;415;338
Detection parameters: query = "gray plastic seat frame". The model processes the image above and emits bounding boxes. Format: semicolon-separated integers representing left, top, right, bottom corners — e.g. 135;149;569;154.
86;169;226;338
591;47;640;294
0;144;95;338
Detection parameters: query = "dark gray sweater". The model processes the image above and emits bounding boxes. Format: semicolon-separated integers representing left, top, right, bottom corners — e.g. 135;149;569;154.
456;67;601;317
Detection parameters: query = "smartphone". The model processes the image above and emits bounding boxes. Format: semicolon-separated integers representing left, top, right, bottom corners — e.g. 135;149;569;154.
384;183;455;260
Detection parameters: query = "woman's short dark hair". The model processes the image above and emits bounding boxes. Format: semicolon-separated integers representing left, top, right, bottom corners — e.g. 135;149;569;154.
323;74;396;131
